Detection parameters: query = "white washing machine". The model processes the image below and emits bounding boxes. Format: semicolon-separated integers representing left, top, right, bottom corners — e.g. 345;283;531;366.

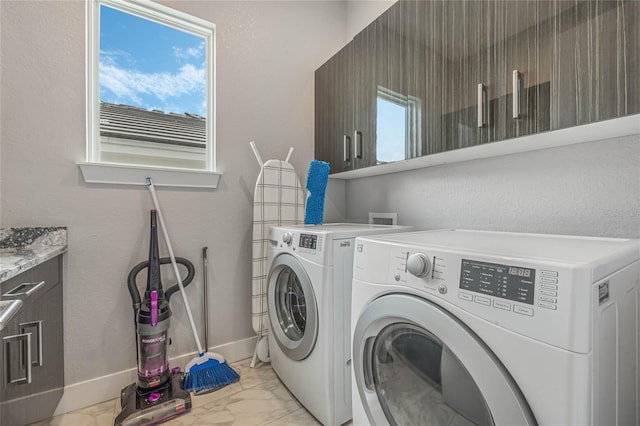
351;229;640;426
267;223;412;426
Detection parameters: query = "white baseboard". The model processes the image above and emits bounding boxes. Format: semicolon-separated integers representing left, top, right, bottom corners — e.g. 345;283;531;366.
53;335;259;416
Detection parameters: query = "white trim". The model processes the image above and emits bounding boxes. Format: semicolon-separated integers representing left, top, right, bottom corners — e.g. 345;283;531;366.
330;114;640;180
78;162;222;189
53;335;258;416
86;0;216;171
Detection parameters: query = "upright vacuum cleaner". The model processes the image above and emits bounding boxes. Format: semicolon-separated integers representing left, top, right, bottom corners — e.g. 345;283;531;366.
115;210;194;426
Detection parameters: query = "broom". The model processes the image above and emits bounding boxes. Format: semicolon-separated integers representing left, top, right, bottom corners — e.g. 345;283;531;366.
146;177;240;393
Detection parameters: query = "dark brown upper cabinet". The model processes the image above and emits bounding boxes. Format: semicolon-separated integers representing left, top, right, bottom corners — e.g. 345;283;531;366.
315;0;639;175
551;0;639;129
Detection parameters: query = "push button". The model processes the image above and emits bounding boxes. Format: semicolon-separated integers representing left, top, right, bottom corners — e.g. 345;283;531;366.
493;300;511;311
540;283;558;291
540;270;558;277
539;289;557;297
458;292;473;302
539;302;557;310
513;305;534;316
474;295;491;306
539;295;557;303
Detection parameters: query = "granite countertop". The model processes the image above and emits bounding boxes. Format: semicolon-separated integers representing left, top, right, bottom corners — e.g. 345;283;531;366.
0;227;67;283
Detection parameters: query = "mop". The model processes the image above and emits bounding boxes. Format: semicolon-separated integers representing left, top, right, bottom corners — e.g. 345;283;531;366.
146;177;239;393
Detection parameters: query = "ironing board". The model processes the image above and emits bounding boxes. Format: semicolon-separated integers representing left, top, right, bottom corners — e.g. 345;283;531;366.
251;158;305;340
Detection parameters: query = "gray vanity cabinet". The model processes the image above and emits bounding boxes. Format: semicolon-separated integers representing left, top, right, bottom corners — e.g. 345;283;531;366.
315;0;638;175
1;256;64;426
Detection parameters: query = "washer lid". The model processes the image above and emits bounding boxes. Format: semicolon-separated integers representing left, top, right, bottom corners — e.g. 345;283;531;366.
353;293;536;426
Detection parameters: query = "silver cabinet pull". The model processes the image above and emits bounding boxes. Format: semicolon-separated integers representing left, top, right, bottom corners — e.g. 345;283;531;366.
3;280;45;297
354;130;363;159
20;320;43;367
513;70;522;119
3;332;32;385
0;299;23;331
477;83;487;128
343;135;351;162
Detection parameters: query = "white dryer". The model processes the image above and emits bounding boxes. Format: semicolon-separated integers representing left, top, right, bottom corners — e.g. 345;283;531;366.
267;223;412;426
351;229;640;426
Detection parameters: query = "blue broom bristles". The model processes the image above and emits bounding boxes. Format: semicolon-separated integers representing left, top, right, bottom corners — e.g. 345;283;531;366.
183;358;240;393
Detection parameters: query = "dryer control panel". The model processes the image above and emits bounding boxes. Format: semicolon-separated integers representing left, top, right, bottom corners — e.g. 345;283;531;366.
355;240;589;353
459;259;536;305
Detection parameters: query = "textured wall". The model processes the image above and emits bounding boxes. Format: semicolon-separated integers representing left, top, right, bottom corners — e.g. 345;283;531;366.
0;0;349;386
344;134;640;238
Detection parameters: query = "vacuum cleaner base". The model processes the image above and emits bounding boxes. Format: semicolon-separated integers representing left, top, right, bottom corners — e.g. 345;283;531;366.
114;372;192;426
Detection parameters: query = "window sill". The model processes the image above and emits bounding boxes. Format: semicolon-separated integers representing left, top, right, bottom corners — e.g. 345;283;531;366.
77;162;221;189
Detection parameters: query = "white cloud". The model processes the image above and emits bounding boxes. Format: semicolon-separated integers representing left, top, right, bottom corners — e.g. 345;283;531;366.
99;62;205;105
172;42;204;60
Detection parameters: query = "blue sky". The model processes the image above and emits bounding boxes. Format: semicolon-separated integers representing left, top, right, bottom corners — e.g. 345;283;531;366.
377;98;406;163
99;5;206;117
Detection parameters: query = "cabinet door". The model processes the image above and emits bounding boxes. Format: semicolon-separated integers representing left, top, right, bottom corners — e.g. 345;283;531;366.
409;0;443;157
352;23;376;169
1;307;31;413
0;257;64;425
25;282;64;396
315;43;354;173
439;0;486;151
551;0;639;129
356;1;429;168
502;1;552;139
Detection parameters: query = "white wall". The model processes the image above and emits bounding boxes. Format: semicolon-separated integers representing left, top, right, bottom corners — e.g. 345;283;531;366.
344;133;640;238
346;0;396;40
0;0;349;399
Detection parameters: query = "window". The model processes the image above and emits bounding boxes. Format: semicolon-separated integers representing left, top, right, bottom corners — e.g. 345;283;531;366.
82;0;219;187
376;87;422;164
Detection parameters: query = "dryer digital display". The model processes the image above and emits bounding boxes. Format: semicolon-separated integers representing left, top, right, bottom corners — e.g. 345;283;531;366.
299;234;317;250
460;259;535;305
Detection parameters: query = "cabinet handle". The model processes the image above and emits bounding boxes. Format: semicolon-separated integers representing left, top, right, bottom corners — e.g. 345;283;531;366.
3;280;45;297
3;332;32;385
20;320;43;367
343;135;351;162
477;83;487;128
513;70;522;119
354;131;363;159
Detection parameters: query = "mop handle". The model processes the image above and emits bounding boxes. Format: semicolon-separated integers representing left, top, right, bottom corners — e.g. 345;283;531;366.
146;178;205;355
202;247;209;352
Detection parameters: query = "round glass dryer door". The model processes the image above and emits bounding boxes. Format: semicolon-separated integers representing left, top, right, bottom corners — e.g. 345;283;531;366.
353;294;536;426
267;253;318;361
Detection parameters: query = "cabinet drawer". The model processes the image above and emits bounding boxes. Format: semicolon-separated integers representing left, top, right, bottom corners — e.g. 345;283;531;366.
1;256;61;302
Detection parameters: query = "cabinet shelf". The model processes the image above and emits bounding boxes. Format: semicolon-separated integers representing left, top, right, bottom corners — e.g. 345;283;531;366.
328;114;639;180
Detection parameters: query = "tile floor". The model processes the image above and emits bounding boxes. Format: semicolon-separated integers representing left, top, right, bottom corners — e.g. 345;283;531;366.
30;358;323;426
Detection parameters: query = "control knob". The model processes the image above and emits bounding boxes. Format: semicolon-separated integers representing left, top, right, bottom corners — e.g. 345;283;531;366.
407;253;431;278
282;232;293;245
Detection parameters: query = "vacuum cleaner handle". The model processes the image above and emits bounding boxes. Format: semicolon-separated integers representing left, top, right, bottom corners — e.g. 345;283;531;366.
164;257;195;301
127;257;195;309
